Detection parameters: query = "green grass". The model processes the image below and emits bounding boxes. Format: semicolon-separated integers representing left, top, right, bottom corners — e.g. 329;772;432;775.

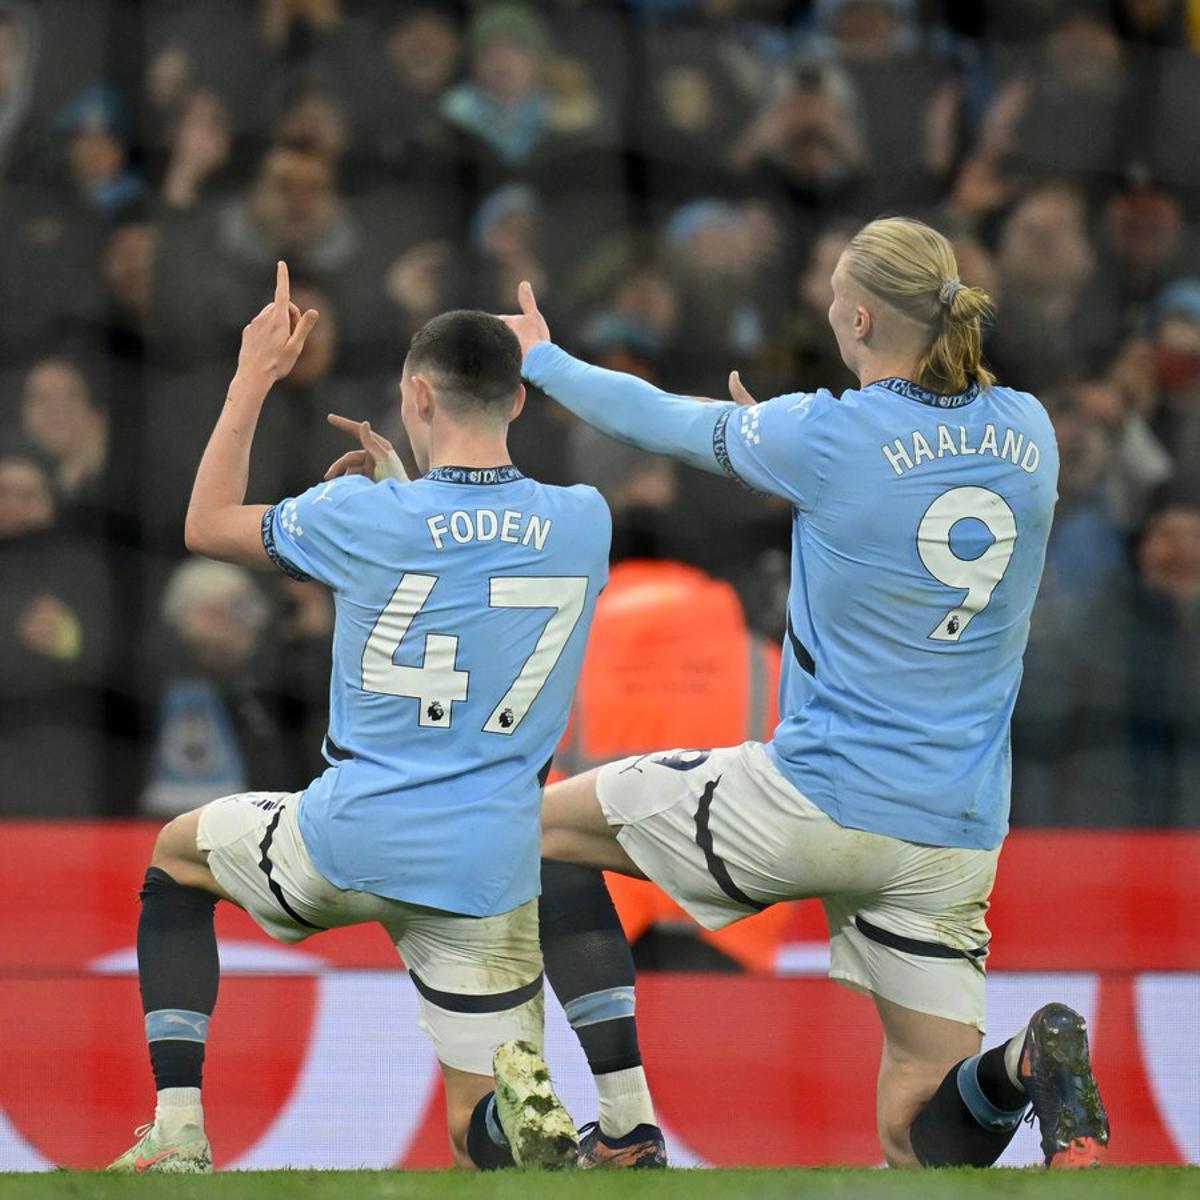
0;1168;1194;1200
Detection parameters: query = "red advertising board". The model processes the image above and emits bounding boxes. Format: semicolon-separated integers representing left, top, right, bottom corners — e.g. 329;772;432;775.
0;823;1196;1169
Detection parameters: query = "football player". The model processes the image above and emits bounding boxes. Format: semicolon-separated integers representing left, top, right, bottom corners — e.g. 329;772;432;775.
108;264;611;1173
502;218;1109;1170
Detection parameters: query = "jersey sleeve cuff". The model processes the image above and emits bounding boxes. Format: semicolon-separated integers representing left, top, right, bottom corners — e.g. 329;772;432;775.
521;340;563;387
712;407;767;495
261;505;312;582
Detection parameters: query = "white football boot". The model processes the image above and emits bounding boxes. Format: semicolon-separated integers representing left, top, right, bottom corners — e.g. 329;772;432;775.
492;1039;578;1168
106;1120;212;1173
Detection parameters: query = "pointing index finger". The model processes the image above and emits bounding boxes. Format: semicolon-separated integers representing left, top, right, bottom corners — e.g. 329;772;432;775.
518;280;539;316
275;260;290;308
327;413;365;437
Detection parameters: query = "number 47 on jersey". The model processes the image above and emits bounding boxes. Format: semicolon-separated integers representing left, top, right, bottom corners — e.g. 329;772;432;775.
360;574;587;731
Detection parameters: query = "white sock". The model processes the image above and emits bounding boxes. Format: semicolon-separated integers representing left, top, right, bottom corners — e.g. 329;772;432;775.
596;1066;656;1138
155;1087;204;1138
1004;1025;1028;1091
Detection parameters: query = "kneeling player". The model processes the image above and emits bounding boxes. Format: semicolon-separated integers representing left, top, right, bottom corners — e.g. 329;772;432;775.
108;267;611;1172
502;220;1109;1171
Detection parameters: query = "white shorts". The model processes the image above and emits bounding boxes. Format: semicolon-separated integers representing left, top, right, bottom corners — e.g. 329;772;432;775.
596;743;999;1031
196;791;543;1073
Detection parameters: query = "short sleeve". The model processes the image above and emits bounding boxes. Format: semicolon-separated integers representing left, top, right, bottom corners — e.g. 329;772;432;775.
261;474;374;589
712;390;836;511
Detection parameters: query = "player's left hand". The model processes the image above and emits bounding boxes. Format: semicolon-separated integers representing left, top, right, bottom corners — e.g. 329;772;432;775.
324;413;409;482
236;261;320;386
498;280;550;356
728;370;757;406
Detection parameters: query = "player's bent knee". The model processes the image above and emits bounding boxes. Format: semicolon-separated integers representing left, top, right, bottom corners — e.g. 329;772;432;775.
150;808;225;895
152;810;202;866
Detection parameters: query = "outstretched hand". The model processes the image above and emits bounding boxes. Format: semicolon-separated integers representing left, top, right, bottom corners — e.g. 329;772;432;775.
728;370;757;406
498;280;551;356
324;413;409;483
237;261;320;386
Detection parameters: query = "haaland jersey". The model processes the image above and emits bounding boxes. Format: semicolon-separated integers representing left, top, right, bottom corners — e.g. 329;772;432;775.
261;465;611;915
523;343;1058;852
713;378;1057;850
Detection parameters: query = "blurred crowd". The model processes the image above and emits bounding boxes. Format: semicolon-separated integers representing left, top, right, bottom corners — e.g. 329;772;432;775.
1;0;1199;825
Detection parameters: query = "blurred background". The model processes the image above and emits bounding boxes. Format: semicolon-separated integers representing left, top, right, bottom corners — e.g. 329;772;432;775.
1;0;1199;1171
1;0;1200;827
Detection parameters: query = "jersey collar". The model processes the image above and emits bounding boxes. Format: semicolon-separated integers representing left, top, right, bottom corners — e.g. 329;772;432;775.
423;464;524;485
872;376;980;409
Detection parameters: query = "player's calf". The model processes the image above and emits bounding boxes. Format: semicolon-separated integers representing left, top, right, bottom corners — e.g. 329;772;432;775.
539;861;661;1154
107;851;221;1170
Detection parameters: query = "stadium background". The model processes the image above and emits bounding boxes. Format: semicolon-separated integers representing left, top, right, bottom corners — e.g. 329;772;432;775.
0;0;1197;1170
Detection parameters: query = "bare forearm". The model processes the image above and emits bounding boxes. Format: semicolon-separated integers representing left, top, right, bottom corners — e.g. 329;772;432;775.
184;370;271;559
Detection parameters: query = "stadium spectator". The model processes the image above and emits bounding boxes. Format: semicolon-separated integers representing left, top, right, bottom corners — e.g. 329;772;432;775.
152;140;383;366
440;2;610;193
1142;280;1200;484
660;198;782;390
19;359;107;509
372;5;462;175
812;0;959;207
1014;498;1200;827
0;2;37;174
53;85;144;219
0;449;108;815
635;12;776;210
988;184;1121;389
160;90;233;212
731;57;870;239
103;213;158;371
757;221;859;396
984;2;1125;197
1039;390;1128;605
1096;178;1196;320
140;558;283;817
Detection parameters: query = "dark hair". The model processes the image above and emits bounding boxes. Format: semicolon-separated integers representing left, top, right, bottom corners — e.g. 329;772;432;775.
405;310;522;414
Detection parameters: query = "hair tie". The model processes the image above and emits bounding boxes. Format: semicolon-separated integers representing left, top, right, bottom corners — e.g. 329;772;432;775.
939;278;963;307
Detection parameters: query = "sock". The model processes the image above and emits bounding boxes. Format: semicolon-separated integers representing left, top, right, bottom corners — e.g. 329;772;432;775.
138;866;219;1099
155;1087;204;1140
466;1092;515;1170
909;1055;1027;1167
539;861;657;1137
596;1066;656;1139
978;1037;1028;1111
1004;1024;1028;1089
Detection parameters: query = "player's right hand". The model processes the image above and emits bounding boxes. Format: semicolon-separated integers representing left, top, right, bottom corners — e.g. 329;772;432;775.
498;280;551;356
237;261;319;386
324;413;409;483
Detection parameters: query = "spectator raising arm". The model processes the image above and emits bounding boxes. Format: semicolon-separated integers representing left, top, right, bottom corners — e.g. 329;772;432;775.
184;261;319;564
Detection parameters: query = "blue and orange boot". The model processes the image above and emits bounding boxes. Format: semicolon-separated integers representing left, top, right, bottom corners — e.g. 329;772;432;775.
1018;1003;1109;1167
577;1121;667;1168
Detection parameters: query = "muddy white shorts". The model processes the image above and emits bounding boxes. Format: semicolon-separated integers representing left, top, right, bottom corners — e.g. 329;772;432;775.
196;791;543;1072
596;742;999;1031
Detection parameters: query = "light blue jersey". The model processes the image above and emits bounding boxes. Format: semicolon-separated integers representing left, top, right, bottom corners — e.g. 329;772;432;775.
525;343;1058;850
262;464;611;915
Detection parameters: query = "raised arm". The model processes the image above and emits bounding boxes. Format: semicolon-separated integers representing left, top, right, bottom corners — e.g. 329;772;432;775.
500;282;752;475
184;261;319;564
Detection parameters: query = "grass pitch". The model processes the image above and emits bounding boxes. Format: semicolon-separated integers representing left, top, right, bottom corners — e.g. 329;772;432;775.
0;1168;1194;1200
